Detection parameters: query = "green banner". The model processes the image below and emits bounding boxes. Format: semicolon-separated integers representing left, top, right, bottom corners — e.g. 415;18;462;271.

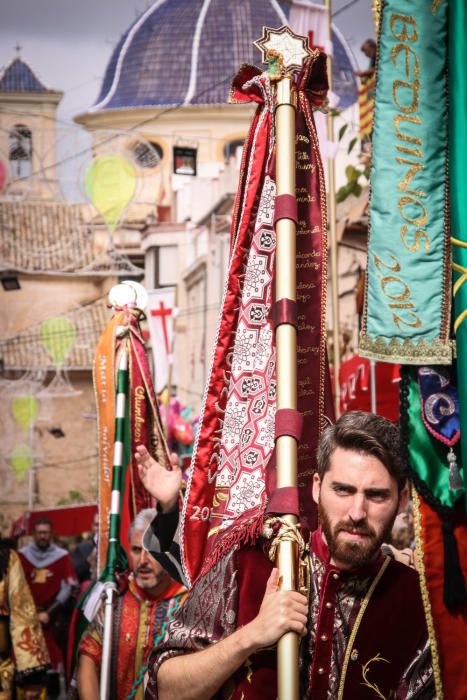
361;0;451;364
401;369;462;510
449;0;467;502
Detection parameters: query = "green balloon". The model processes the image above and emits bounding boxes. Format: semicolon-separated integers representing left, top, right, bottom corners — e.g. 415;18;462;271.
10;444;33;482
40;316;76;365
11;395;39;434
85;154;137;233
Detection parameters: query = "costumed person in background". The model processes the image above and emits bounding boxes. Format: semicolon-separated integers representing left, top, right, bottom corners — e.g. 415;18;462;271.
66;545;98;686
355;38;376;81
0;539;49;700
382;501;417;569
66;512;99;684
74;509;186;700
145;412;434;700
135;446;185;586
71;513;98;585
18;518;77;698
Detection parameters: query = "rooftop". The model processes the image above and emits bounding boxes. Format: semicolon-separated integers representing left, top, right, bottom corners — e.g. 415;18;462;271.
0;56;59;95
0;201;94;274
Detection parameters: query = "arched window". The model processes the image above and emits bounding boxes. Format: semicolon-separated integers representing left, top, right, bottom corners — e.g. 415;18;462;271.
9;124;32;178
223;139;244;164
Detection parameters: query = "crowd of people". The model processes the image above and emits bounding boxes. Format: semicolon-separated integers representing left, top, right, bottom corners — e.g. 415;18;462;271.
1;410;431;699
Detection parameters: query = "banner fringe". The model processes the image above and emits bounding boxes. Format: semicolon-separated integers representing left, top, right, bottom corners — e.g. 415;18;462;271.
359;334;452;365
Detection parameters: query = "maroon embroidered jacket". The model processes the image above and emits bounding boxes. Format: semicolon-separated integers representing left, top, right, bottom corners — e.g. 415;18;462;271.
146;529;434;699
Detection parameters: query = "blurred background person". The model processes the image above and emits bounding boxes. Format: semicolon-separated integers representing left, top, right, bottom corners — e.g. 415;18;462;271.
355;38;376;82
18;519;77;698
382;500;416;568
0;538;49;700
74;509;186;700
71;514;98;586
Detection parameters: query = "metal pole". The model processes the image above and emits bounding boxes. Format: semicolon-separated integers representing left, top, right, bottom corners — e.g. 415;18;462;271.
100;348;128;699
165;315;176;439
100;583;116;700
370;359;377;413
28;420;34;511
324;0;341;418
275;75;300;700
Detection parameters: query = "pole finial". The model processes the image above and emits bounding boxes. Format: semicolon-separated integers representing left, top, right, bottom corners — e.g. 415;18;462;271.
254;25;312;74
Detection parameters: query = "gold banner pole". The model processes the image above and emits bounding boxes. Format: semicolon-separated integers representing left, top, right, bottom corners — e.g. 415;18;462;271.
324;0;341;418
275;73;300;700
254;25;314;700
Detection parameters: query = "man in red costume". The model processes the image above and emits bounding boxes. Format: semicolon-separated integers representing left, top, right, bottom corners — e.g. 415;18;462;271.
144;412;434;699
75;509;186;700
19;518;77;697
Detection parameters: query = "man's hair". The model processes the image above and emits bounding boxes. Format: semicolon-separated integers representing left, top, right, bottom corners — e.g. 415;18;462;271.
317;411;406;491
129;508;157;538
361;38;376;49
33;517;53;530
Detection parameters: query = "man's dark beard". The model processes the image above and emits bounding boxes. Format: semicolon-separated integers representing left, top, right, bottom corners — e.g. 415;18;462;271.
35;540;50;550
318;502;395;568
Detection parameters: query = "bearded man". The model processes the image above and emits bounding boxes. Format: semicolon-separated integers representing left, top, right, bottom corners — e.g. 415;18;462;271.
75;509;186;700
144;412;434;699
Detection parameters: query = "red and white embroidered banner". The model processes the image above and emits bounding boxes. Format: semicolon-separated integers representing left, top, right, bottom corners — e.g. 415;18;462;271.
147;287;176;393
180;55;332;587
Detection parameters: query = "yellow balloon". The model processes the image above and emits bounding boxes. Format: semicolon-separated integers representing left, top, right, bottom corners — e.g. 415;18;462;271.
11;395;39;435
10;444;33;482
85;154;137;232
40;316;76;365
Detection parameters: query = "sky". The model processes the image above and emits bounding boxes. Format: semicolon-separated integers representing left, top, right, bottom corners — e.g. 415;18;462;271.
0;0;375;124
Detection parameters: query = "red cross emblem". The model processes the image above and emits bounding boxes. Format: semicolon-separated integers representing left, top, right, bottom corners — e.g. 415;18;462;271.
150;300;172;354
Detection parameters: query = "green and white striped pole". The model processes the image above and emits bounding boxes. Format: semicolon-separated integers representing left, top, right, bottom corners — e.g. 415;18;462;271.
100;345;130;700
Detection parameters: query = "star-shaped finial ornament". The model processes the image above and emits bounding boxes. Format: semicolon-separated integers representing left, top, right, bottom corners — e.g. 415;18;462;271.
254;25;312;73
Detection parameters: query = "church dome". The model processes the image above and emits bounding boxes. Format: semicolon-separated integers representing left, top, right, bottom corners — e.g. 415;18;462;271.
90;0;357;114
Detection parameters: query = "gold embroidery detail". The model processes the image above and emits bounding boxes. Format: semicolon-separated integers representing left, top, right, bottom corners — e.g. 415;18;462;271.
212;491;228;508
297;89;328;436
413;492;444;699
372;0;382;34
361;653;390;699
451;236;467;249
432;0;444;14
451;238;467;333
337;557;390;700
359;333;453;364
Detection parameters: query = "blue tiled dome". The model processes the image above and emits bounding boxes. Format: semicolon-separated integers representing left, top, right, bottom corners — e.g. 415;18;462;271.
91;0;358;113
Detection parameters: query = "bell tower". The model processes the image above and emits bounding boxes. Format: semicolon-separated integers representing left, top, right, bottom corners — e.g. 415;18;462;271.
0;50;63;199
